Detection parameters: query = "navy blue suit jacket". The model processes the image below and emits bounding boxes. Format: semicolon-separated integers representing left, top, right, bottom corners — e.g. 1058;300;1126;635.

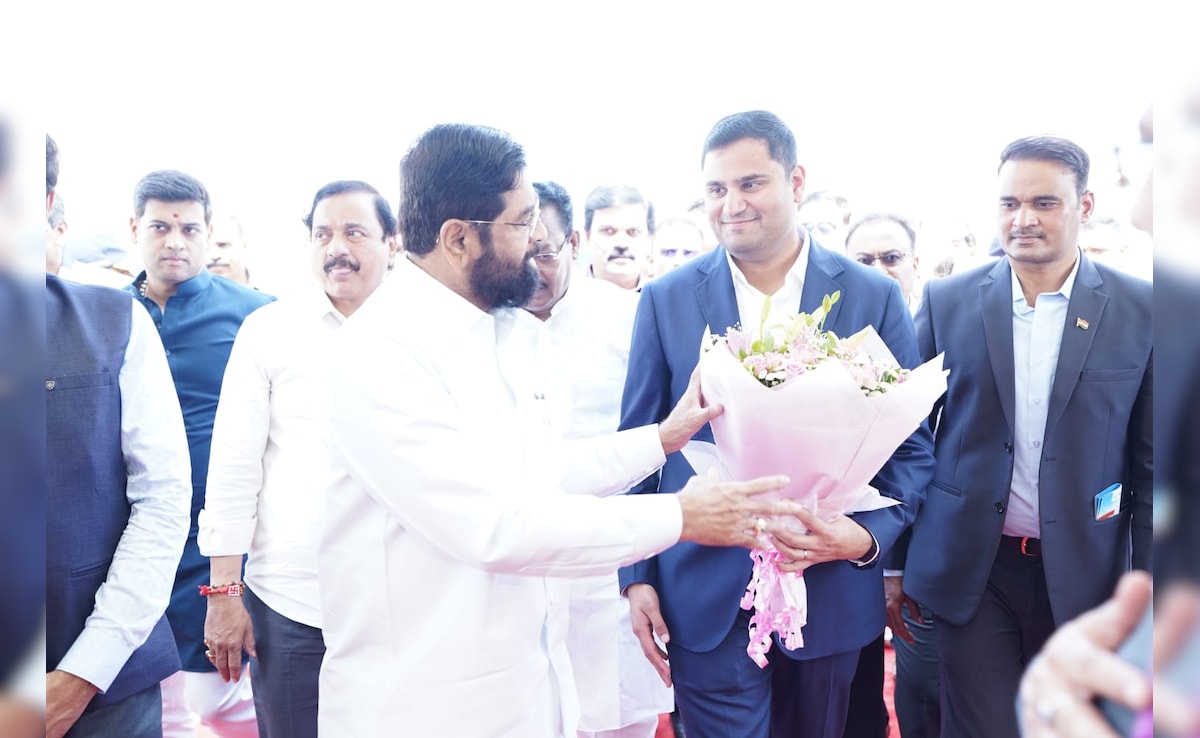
617;241;936;660
897;256;1153;627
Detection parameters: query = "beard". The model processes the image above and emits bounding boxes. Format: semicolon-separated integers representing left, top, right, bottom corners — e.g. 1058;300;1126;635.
470;230;539;309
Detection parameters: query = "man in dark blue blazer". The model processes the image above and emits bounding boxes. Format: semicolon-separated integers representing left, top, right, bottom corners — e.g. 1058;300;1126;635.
618;110;935;738
887;136;1153;738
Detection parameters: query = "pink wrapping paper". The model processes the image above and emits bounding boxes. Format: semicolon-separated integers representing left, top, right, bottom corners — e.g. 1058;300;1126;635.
692;327;948;666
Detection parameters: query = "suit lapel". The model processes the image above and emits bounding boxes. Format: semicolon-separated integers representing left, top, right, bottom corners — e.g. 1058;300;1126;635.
799;239;846;326
1045;256;1107;435
980;259;1017;434
695;248;741;336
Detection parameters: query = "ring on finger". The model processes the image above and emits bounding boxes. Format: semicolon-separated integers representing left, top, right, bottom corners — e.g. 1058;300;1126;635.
802;549;810;560
753;518;767;536
1035;695;1067;725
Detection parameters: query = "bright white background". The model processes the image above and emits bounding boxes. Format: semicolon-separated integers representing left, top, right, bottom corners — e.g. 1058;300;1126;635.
44;1;1153;297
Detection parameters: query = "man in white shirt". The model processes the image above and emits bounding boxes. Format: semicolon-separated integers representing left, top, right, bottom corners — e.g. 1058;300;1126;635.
317;122;802;737
44;136;193;738
198;181;397;738
524;180;673;738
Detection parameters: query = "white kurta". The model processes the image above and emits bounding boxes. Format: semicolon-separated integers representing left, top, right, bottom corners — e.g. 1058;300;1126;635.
199;291;345;627
317;258;684;737
510;274;674;732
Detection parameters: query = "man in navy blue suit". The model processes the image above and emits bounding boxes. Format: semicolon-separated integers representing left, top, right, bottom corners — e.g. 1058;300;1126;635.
889;136;1152;738
618;110;936;738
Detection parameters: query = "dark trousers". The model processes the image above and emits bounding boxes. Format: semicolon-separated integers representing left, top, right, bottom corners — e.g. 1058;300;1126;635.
669;608;859;738
892;603;940;738
65;683;162;738
842;633;888;738
933;547;1055;738
244;587;325;738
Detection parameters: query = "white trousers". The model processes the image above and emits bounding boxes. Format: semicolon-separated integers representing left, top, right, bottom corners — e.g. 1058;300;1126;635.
578;714;659;738
160;669;259;738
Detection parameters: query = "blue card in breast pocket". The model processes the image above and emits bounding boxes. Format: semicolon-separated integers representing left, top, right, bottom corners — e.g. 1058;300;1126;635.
1094;483;1122;521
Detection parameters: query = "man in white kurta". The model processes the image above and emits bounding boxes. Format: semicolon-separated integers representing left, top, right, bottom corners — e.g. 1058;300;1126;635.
199;182;399;737
522;181;673;738
317;122;797;737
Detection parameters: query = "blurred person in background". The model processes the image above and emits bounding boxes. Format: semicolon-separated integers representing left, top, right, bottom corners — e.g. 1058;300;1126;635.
649;217;704;280
522;180;673;737
206;214;251;286
0;121;51;738
798;190;852;252
845;213;922;314
585;184;654;290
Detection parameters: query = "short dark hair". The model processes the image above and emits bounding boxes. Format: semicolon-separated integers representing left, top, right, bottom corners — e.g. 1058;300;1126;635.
583;184;655;235
399;123;526;256
302;180;397;237
999;135;1090;199
845;213;918;254
133;170;212;223
702;110;797;172
533;181;573;235
46;134;59;195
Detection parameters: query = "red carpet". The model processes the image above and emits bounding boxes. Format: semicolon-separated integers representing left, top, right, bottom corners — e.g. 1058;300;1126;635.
655;642;900;737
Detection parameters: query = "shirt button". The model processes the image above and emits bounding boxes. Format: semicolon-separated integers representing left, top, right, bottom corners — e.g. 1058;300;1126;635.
1032;398;1041;405
45;379;56;390
164;350;171;356
1032;440;1042;448
994;502;1006;513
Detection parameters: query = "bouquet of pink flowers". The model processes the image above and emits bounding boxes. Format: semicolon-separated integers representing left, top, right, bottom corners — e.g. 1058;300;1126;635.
685;292;947;667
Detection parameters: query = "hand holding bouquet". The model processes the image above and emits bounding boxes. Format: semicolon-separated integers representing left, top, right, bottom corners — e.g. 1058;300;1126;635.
687;293;947;666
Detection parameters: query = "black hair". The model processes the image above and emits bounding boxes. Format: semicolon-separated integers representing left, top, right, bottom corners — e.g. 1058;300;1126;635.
133;170;212;224
701;110;797;171
583;184;655;235
302;180;397;237
999;135;1091;199
399;123;525;256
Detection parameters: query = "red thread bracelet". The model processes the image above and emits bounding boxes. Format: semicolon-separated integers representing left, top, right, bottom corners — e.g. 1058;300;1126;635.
198;581;245;597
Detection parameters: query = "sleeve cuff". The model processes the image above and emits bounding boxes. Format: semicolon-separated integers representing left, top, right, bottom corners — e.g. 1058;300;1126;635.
883;569;905;577
196;510;256;557
55;626;134;694
848;528;881;568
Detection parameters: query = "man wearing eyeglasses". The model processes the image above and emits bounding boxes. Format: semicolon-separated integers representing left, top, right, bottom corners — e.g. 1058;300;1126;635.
315;122;804;737
523;181;673;738
845;213;922;314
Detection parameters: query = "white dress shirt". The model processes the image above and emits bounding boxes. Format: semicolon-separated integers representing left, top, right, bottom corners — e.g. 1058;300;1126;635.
1004;253;1080;538
516;273;675;732
57;302;192;692
727;227;809;337
198;290;345;627
317;257;685;737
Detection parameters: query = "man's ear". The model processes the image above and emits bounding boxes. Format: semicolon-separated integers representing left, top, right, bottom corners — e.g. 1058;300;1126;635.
129;216;139;243
569;230;580;261
791;164;807;204
1080;190;1096;223
437;220;474;263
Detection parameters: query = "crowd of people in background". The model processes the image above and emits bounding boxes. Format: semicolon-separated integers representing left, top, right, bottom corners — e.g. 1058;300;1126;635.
22;96;1193;738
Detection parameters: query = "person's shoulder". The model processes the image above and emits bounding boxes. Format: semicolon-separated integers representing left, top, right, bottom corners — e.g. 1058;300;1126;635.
642;249;722;295
48;274;137;315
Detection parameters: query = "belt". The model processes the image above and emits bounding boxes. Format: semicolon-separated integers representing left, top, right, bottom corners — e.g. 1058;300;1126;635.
999;535;1042;557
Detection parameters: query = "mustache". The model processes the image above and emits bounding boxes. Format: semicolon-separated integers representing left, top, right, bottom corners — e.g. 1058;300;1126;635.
1010;227;1043;238
324;255;360;272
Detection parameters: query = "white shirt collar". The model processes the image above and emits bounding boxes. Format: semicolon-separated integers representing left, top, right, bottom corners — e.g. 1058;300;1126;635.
725;226;810;297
